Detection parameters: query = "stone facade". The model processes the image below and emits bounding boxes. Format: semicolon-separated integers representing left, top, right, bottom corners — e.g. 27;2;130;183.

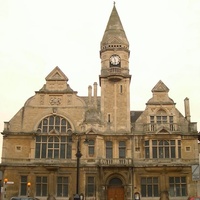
1;4;199;200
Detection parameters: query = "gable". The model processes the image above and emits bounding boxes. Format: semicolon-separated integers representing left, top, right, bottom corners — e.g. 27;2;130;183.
152;80;169;92
46;66;68;81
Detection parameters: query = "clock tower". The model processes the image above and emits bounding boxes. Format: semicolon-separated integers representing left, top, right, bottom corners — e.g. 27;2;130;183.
99;4;131;133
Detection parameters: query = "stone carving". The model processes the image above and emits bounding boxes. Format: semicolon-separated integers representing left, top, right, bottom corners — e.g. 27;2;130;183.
67;95;72;105
49;97;61;105
40;95;44;105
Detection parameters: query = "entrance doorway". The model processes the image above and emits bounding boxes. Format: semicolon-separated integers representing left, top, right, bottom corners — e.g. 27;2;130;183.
107;178;124;200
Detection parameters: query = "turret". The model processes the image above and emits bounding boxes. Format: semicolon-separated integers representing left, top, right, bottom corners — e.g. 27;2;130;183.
99;3;131;84
99;3;131;133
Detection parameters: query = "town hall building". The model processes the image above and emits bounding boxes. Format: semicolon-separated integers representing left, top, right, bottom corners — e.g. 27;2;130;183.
1;4;199;200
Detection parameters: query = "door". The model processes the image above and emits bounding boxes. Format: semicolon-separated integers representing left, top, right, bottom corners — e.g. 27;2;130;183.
107;186;124;200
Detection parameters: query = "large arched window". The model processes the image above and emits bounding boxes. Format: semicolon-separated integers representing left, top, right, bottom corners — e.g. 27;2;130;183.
37;115;71;133
35;115;72;159
145;139;181;159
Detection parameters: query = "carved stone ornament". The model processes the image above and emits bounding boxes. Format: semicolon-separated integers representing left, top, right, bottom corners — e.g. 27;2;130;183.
49;97;61;105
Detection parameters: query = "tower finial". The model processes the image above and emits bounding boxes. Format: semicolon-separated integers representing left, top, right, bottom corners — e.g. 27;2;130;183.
114;1;115;6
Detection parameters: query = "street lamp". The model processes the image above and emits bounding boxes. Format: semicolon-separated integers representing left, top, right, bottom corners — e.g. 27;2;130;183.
72;133;88;200
27;182;31;197
4;178;8;200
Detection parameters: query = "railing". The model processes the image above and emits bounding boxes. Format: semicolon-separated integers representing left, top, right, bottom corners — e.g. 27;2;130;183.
99;158;133;166
2;157;198;167
144;123;181;132
2;157;133;167
109;67;121;74
134;158;199;166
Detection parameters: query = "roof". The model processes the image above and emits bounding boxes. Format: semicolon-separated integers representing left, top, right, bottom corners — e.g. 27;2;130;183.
101;4;129;48
130;111;143;123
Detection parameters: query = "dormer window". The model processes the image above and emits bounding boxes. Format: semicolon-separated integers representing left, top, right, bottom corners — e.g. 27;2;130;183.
150;109;175;131
156;116;167;124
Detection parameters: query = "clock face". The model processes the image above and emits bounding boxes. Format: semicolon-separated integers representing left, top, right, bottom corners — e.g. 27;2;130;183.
110;55;121;65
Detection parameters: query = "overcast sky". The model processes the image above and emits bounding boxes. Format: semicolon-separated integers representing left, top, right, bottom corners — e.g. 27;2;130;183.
0;0;200;156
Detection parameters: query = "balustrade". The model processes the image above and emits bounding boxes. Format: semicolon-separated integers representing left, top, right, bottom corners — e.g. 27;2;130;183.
144;123;180;132
109;67;121;74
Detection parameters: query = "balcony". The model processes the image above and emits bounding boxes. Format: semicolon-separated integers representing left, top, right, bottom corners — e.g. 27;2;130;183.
109;67;121;74
99;158;133;166
143;123;181;133
107;67;123;81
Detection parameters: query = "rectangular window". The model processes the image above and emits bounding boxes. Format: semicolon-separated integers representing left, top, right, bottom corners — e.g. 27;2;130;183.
57;177;68;197
169;177;187;197
150;116;154;123
106;141;113;158
169;116;173;123
120;85;123;93
36;176;48;196
86;176;95;197
157;116;161;124
169;116;174;130
152;140;157;158
178;140;181;158
20;176;27;196
35;136;72;159
141;177;159;197
150;116;155;131
88;140;95;156
156;116;167;124
119;141;126;158
145;141;149;158
186;147;190;152
108;114;111;123
162;116;167;123
151;140;179;159
170;140;175;158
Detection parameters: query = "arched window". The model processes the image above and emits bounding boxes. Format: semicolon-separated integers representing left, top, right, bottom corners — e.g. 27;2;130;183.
37;115;71;133
146;139;180;159
35;115;72;159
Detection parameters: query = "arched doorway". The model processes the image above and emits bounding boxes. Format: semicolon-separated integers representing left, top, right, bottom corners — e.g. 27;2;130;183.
107;177;124;200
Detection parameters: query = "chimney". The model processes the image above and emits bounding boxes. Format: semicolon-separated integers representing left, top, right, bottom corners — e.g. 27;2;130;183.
93;82;97;108
184;97;191;121
88;85;92;106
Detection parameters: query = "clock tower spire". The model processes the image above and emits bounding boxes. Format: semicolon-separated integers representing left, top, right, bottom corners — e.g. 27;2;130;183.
99;4;131;133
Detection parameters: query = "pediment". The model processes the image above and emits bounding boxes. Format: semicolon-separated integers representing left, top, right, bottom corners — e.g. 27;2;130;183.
46;66;68;81
152;80;169;92
156;127;171;134
147;80;175;105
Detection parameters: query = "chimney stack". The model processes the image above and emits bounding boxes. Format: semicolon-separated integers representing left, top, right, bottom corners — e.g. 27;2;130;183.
184;97;191;121
93;82;97;108
88;85;92;106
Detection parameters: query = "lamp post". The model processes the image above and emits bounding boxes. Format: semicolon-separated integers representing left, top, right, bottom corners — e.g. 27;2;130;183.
27;182;31;197
4;178;8;200
73;135;87;200
74;137;82;200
